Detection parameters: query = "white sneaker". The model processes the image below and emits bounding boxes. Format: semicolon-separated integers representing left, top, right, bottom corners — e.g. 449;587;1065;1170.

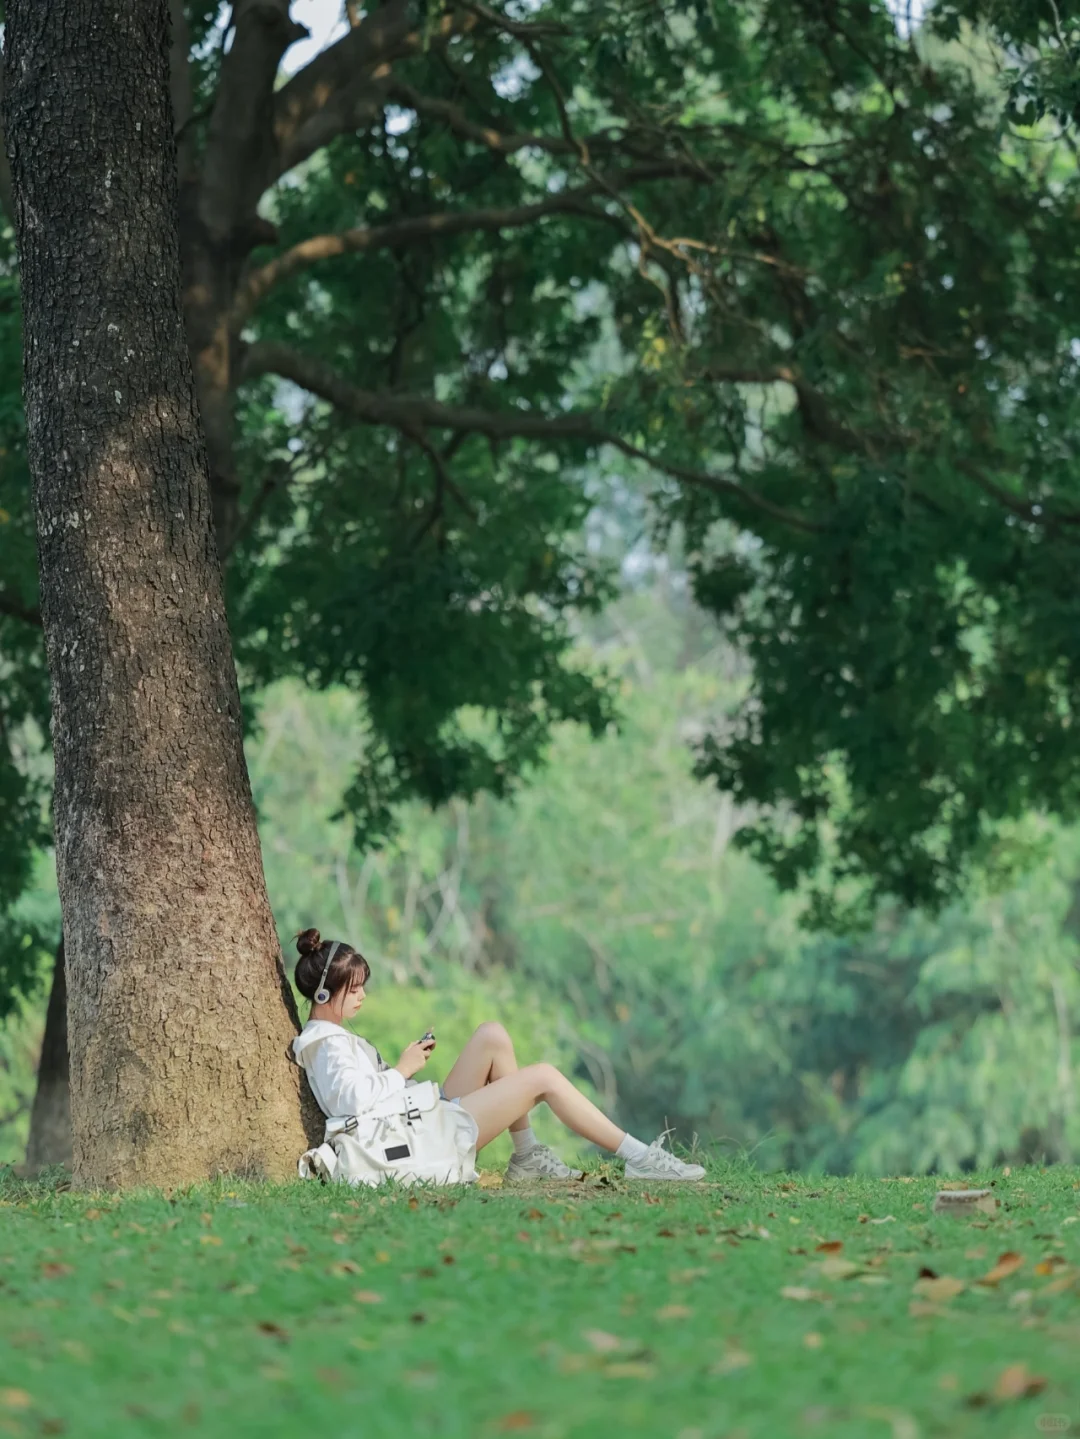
504;1143;585;1183
624;1134;706;1182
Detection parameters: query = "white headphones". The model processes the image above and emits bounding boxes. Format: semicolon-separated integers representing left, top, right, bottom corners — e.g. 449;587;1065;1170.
313;941;342;1005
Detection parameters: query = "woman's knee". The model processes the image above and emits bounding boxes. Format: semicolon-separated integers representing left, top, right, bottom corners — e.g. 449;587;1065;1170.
474;1020;512;1051
520;1061;562;1096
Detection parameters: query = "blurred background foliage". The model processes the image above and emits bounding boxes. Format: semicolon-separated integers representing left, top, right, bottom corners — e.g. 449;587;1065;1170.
5;541;1079;1173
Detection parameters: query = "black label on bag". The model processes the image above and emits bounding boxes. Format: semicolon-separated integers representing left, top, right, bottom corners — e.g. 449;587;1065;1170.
385;1144;411;1161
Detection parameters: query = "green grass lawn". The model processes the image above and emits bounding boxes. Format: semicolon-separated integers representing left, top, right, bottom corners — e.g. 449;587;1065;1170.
0;1160;1077;1439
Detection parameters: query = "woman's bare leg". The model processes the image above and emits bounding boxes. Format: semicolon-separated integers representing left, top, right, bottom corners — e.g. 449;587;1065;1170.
458;1063;626;1153
441;1022;529;1133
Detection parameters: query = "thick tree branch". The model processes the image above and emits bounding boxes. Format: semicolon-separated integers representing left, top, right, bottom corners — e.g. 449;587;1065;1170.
271;0;579;181
954;456;1080;529
458;0;569;41
385;79;622;158
239;339;825;534
231;183;628;328
199;0;309;243
272;1;472;180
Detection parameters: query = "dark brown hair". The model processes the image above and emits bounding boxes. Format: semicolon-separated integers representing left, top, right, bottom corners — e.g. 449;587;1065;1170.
294;928;370;1004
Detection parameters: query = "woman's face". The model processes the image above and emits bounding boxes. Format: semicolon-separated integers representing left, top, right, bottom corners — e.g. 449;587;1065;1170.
338;979;366;1022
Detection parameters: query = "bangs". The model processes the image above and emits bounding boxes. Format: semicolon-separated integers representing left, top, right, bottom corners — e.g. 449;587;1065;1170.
345;952;371;990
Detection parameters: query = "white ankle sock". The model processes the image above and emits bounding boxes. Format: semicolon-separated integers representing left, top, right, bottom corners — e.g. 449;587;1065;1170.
511;1125;540;1156
616;1133;649;1163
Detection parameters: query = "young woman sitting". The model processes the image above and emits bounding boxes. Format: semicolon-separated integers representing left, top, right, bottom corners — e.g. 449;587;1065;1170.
292;929;706;1183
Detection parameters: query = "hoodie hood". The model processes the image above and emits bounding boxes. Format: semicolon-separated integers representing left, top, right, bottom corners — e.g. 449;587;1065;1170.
293;1019;345;1066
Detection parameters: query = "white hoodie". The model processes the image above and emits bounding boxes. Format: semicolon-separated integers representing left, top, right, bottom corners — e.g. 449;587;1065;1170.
293;1020;410;1121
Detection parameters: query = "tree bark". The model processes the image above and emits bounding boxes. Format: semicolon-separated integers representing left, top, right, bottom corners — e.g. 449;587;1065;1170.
2;0;313;1186
24;939;72;1173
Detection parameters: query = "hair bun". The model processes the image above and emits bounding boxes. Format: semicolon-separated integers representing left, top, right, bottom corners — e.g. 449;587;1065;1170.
295;928;322;957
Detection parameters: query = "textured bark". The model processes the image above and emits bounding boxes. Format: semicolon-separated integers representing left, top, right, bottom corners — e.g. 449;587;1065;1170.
24;940;72;1174
2;0;313;1186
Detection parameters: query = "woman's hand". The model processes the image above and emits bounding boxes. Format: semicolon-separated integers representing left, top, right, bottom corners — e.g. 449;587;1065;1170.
394;1039;434;1080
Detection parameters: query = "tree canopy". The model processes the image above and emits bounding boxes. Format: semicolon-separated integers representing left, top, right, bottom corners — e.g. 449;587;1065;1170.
930;0;1080;127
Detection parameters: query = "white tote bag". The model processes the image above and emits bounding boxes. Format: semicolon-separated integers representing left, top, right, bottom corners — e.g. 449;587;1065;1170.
298;1080;479;1188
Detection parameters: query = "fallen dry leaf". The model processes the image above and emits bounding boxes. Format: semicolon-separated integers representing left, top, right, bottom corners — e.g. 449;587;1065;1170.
603;1362;655;1380
496;1414;535;1432
0;1391;32;1411
1043;1269;1078;1295
352;1290;384;1305
992;1363;1047;1402
710;1348;753;1375
582;1330;623;1354
819;1257;864;1280
256;1322;290;1343
803;1332;824;1349
1034;1257;1066;1276
327;1260;363;1277
781;1286;824;1302
40;1263;73;1279
977;1251;1023;1287
932;1189;997;1216
815;1241;844;1254
913;1275;965;1302
655;1304;692;1321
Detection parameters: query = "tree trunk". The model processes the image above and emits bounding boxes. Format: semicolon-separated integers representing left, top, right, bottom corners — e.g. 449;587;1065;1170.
24;939;72;1173
2;0;313;1186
